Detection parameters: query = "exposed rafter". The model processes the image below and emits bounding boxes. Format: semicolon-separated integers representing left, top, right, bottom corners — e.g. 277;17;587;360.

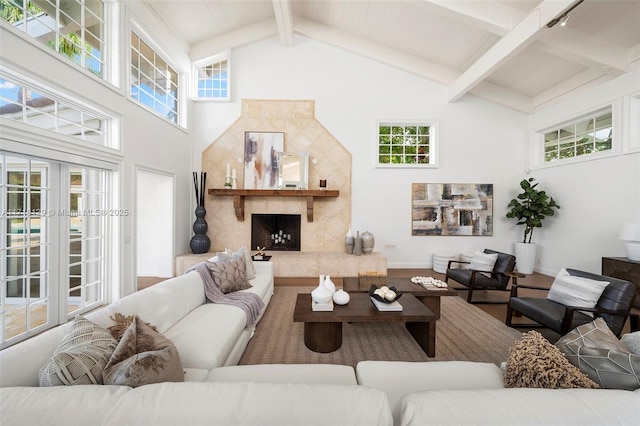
272;0;294;46
448;0;577;103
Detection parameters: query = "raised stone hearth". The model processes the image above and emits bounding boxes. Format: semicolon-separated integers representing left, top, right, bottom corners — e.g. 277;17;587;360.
198;99;353;276
175;252;387;278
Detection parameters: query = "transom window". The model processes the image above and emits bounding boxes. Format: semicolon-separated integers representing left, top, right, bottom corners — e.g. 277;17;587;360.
0;72;109;146
543;110;613;163
130;31;179;124
377;122;438;167
0;0;105;77
195;54;229;100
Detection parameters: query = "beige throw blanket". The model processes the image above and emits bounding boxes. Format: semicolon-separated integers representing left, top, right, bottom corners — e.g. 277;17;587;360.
188;262;265;329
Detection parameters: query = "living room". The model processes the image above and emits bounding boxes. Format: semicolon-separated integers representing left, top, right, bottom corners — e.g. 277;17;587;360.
1;0;639;424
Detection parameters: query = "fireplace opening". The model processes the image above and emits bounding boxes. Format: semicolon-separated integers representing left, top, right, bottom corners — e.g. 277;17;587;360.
251;214;301;251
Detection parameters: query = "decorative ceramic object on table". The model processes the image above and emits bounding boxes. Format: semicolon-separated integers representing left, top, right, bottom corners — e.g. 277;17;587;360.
332;289;350;305
345;226;354;254
361;230;375;254
368;284;403;303
324;275;336;293
354;231;362;256
311;275;332;304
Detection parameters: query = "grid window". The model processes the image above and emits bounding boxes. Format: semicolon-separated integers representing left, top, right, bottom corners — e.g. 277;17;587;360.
544;111;613;163
0;72;108;146
0;0;105;77
377;123;436;166
130;31;179;124
0;154;109;348
196;57;229;100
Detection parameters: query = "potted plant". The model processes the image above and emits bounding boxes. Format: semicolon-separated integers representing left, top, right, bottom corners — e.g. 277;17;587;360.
506;177;560;274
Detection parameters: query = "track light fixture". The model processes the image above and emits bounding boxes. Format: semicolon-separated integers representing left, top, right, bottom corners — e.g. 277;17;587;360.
546;0;584;28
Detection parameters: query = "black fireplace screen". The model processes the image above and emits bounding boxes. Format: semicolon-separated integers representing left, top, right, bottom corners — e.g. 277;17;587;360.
251;214;301;251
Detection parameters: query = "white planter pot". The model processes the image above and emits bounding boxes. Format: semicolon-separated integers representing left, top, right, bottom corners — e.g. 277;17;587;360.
514;242;537;274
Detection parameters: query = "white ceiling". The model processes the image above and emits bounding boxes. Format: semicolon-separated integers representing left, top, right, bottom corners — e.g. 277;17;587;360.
145;0;640;113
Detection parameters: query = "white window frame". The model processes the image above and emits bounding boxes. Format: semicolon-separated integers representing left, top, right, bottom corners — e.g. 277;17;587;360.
375;120;439;168
129;22;185;128
0;0;106;79
0;67;115;149
529;102;619;170
192;51;230;101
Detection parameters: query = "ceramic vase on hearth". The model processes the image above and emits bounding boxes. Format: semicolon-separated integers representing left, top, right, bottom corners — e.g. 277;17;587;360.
361;230;375;254
345;226;354;254
190;206;211;254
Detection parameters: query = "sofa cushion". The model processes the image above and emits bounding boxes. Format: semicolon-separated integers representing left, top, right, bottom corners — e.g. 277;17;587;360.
356;360;504;425
103;316;184;387
107;312;158;341
85;271;205;334
208;255;252;294
102;382;393;426
556;318;640;390
0;385;131;426
503;330;598;389
234;246;256;280
164;304;247;370
398;388;639;426
39;316;118;386
547;269;609;317
621;331;640;355
206;364;357;385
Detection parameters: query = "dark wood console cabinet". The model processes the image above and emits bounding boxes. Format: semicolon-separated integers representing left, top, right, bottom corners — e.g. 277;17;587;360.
602;257;640;310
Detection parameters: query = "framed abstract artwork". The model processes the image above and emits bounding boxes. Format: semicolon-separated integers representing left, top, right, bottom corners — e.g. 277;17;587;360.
244;132;284;189
411;183;493;236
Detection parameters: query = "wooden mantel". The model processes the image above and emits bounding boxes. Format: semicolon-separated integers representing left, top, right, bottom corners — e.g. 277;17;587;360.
208;189;340;222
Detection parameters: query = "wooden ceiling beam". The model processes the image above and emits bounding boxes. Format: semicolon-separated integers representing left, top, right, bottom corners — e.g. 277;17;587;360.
447;0;577;103
272;0;294;47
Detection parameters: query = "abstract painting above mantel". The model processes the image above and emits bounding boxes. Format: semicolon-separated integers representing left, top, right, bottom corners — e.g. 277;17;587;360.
244;132;284;189
411;183;493;236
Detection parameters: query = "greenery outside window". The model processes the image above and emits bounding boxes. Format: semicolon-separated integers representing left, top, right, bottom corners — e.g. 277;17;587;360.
194;53;229;100
377;122;437;167
130;31;179;124
543;110;613;163
0;0;105;77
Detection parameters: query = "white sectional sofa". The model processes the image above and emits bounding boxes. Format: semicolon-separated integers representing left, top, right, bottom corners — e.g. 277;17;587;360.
1;260;638;426
0;261;393;425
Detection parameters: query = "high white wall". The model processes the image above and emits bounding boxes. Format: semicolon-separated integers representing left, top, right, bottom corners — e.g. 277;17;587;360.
192;36;530;269
0;3;193;297
526;69;640;275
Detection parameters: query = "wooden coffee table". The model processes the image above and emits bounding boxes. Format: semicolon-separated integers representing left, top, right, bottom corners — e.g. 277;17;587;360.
293;292;435;355
343;276;459;357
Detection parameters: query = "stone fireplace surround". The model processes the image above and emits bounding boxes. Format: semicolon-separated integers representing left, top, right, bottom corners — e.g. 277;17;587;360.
190;99;387;278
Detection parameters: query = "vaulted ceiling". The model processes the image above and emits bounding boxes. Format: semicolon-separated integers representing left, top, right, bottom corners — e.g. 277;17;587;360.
145;0;640;113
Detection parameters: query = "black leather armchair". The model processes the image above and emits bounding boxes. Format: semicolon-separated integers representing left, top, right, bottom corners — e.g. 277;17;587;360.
445;249;517;304
506;268;637;337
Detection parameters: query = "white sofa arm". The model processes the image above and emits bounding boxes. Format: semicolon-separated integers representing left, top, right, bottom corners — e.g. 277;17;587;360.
252;260;274;277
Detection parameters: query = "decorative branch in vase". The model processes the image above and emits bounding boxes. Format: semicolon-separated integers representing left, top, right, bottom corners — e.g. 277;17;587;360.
190;171;211;254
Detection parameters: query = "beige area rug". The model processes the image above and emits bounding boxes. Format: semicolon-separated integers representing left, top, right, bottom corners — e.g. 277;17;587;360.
239;286;524;367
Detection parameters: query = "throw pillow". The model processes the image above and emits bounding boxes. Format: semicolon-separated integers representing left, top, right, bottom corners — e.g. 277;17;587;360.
103;316;184;387
208;255;252;294
621;331;640;355
39;316;118;386
503;330;599;389
556;318;640;390
469;250;498;277
234;246;256;280
546;269;609;317
108;312;158;341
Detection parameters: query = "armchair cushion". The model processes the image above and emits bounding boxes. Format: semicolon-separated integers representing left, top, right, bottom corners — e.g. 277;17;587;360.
547;269;609;317
469;251;499;276
556;318;640;390
621;331;640;355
